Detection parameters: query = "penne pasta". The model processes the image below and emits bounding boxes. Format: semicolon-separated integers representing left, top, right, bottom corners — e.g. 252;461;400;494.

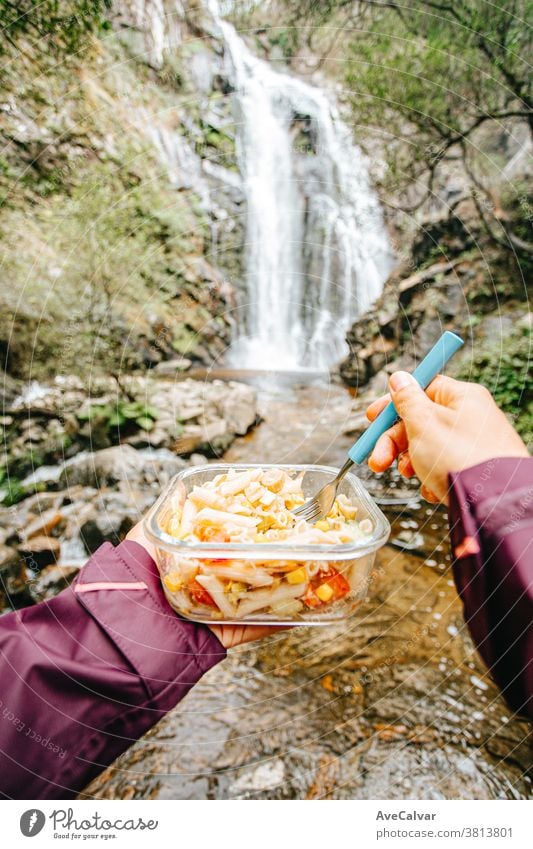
159;467;373;621
195;574;237;618
199;561;274;587
189;486;227;510
194;507;260;528
237;582;307;618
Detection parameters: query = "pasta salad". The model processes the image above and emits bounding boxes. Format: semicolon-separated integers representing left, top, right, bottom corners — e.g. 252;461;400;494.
160;467;374;620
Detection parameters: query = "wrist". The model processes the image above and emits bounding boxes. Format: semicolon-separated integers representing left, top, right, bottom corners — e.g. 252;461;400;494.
126;520;157;561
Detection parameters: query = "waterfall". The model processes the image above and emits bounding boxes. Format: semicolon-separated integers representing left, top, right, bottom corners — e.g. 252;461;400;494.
208;2;393;371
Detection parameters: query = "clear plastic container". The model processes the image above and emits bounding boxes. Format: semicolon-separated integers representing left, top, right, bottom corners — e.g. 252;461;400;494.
145;464;390;625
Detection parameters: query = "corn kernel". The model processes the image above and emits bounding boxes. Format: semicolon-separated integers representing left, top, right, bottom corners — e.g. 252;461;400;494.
286;567;307;584
229;581;246;594
316;583;334;602
261;469;284;492
315;520;330;532
163;574;183;593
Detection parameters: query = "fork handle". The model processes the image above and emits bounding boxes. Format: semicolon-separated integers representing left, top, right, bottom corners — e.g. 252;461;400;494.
348;331;464;465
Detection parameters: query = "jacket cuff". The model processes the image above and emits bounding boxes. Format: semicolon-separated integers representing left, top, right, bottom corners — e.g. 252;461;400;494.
448;457;533;553
74;540;226;707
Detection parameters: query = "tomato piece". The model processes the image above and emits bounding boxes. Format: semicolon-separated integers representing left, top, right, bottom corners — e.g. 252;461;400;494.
302;566;350;609
188;579;217;608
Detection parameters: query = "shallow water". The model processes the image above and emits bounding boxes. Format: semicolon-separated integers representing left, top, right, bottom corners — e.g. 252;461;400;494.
85;376;531;799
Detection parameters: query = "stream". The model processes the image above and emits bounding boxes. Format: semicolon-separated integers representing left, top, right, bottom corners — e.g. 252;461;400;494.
85;374;532;800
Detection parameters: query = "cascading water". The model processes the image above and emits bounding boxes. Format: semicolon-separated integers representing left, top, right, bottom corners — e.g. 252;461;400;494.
209;2;393;371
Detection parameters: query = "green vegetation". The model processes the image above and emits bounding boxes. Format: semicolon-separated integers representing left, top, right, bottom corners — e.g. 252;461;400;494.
0;0;111;60
0;471;28;507
456;320;532;447
0;141;203;374
78;399;159;433
0;18;224;378
276;0;532;251
266;27;299;60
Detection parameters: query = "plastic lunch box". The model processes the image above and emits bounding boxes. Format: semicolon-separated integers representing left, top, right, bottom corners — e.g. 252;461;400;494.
144;463;391;625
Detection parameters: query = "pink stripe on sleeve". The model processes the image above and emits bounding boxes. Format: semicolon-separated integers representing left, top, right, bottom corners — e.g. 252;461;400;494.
75;581;148;593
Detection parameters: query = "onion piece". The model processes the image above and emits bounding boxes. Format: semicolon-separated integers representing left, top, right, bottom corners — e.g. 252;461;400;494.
195;574;236;618
237;582;307;618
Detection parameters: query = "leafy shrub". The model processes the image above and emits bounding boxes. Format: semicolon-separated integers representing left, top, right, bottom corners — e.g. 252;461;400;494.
78;400;159;433
456;322;532;448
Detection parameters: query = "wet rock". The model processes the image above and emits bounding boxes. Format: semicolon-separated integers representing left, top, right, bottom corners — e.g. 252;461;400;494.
219;381;259;435
18;535;60;570
154;357;192;374
80;516;131;553
390;529;426;552
0;370;19;407
20;465;63;490
1;561;28;601
341;412;369;436
0;543;20;573
59;446;145;490
189;453;209;466
27;563;79;603
5;375;259;481
80;497;136;554
24;508;64;540
338;208;516;389
135;448;186;485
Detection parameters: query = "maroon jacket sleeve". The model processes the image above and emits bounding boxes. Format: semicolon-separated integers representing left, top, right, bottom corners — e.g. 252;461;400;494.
448;456;533;720
0;540;226;799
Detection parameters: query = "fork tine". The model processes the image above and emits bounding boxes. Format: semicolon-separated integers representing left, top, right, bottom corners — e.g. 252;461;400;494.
293;500;315;516
293;500;322;522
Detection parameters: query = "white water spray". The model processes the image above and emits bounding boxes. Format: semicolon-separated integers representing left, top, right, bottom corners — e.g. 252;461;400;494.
209;2;393;370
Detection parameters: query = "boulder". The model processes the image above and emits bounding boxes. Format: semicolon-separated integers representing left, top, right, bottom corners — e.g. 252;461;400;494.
80;510;135;553
27;563;79;603
135;448;186;485
220;382;258;436
0;543;20;574
154;357;192;375
20;464;63;490
18;535;61;570
189;453;209;466
25;508;65;540
59;446;146;490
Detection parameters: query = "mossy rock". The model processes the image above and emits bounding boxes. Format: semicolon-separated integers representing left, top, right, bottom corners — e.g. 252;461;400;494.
172;326;199;356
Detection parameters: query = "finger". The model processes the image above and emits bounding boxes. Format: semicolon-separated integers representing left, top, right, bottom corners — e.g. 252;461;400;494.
397;450;416;478
215;624;289;648
425;374;467;408
366;393;391;422
389;371;433;423
370;375;467;421
368;421;409;472
420;484;440;504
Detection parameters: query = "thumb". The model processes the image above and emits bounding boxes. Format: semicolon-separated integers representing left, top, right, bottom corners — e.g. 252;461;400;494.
389;371;431;422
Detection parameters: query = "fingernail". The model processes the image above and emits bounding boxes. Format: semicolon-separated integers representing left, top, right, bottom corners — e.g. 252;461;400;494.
390;371;412;391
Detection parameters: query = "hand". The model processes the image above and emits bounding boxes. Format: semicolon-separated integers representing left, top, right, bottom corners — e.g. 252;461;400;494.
206;622;286;649
126;522;288;648
365;372;529;504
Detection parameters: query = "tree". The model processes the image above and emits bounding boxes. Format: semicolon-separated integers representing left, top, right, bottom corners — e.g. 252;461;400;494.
279;0;532;249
